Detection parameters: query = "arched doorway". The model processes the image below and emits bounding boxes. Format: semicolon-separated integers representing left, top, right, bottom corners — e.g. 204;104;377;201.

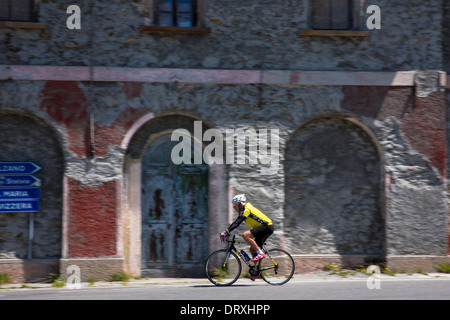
284;115;385;258
141;132;208;277
0;112;64;261
122;115;228;278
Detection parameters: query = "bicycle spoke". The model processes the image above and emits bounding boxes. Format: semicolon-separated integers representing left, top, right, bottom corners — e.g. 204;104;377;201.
259;248;295;285
205;249;241;286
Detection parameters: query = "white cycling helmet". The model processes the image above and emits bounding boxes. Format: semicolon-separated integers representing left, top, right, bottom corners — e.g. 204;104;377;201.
231;194;246;204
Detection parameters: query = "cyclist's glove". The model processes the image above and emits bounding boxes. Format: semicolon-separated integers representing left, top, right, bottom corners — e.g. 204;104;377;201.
220;231;229;242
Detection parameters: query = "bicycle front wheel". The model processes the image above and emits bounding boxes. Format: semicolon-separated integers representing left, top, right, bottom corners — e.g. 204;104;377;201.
205;249;242;286
260;248;295;285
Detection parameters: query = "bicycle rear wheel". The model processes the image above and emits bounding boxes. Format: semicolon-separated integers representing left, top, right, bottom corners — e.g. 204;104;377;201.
260;248;295;285
205;249;241;286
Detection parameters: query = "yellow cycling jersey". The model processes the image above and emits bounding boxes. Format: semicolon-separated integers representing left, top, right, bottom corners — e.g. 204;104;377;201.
242;202;272;229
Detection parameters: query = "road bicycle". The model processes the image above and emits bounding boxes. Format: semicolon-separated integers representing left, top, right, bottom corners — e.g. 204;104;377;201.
205;234;295;286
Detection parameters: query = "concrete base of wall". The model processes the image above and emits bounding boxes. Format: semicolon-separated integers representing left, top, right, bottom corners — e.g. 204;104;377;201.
291;255;383;273
2;255;449;283
0;257;125;283
387;255;450;273
292;255;450;274
0;259;59;283
59;257;124;282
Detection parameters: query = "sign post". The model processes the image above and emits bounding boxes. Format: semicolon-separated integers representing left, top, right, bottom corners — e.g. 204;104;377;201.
0;162;41;259
28;213;34;260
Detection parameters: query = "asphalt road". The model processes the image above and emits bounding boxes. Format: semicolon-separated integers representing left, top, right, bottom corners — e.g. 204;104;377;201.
1;274;449;301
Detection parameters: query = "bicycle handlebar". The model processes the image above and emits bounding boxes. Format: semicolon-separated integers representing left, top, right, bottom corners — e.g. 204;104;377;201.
225;234;245;245
225;233;268;247
224;234;235;242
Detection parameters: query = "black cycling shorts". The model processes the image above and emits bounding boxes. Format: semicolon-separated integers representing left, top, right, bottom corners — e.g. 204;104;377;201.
250;225;274;247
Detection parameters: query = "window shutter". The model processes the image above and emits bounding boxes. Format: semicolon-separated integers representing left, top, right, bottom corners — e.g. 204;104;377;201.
312;0;353;30
331;0;351;29
0;0;9;21
313;0;331;29
11;0;33;21
0;0;35;21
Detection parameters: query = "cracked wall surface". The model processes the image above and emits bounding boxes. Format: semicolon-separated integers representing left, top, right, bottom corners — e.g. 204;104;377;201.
0;0;449;280
0;78;446;261
0;0;443;71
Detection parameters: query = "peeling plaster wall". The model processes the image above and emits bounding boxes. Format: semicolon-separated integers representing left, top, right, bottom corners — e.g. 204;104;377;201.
284;116;384;256
0;112;64;259
0;78;447;264
0;0;443;71
0;0;448;280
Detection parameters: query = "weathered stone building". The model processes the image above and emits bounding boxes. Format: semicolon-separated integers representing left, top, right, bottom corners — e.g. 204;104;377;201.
0;0;449;282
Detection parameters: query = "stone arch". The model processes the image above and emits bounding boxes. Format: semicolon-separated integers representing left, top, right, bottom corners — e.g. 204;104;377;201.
121;114;228;277
284;114;385;258
0;111;64;261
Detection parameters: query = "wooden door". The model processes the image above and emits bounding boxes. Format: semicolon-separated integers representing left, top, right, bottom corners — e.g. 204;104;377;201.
141;134;208;277
175;165;208;276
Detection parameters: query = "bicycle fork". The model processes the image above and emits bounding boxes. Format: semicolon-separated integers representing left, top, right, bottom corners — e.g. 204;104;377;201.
222;251;232;269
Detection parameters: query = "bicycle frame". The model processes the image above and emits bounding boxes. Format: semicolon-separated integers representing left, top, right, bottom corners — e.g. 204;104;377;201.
225;235;279;278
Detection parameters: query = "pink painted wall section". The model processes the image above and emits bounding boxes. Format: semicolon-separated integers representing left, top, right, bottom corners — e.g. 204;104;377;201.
95;107;152;157
121;82;143;100
3;65;444;87
66;178;119;258
342;87;446;177
39;81;89;157
341;86;415;120
268;70;418;86
1;65;90;81
38;80;152;158
403;92;447;177
93;67;262;84
448;235;450;255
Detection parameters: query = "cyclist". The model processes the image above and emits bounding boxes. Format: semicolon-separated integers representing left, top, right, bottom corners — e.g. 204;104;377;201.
220;194;274;262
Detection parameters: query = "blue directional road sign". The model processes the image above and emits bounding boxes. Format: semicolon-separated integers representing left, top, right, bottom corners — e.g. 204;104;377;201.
0;162;41;213
0;175;41;187
0;200;40;213
0;188;41;200
0;162;41;175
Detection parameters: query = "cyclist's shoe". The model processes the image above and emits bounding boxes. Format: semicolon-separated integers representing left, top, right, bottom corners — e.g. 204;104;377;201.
251;253;266;262
247;274;262;281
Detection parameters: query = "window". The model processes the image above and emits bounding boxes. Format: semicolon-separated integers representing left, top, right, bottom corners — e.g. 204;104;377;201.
153;0;198;27
312;0;356;30
300;0;368;37
140;0;209;34
0;0;36;22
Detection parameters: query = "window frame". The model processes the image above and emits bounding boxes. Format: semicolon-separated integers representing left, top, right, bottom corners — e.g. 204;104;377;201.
300;0;368;37
153;0;199;28
140;0;210;34
309;0;364;31
0;0;37;22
